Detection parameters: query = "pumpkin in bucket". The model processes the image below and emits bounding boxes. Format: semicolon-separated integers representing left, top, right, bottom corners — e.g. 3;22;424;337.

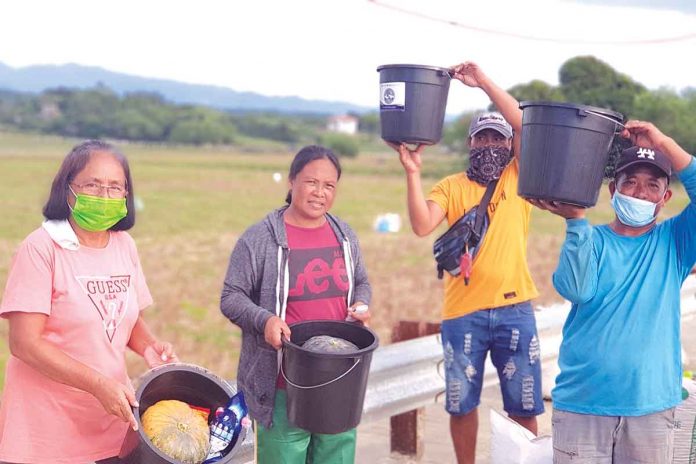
302;335;359;353
141;399;210;464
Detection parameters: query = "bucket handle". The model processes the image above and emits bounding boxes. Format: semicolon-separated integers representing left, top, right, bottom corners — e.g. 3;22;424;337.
280;353;361;390
580;109;627;132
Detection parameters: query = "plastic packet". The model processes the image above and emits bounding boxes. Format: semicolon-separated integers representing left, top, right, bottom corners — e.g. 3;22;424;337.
202;391;249;463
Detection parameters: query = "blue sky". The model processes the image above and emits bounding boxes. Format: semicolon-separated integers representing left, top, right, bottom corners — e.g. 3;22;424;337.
1;0;694;114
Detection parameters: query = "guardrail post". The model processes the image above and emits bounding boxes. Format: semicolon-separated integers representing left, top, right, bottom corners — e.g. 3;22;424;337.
390;320;441;458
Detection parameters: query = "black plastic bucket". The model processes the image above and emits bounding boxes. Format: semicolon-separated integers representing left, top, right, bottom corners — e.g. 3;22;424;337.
377;64;451;145
518;101;624;207
119;363;247;464
281;320;379;434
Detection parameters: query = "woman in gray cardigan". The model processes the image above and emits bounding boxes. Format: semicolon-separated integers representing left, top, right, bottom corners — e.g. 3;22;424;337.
220;145;372;463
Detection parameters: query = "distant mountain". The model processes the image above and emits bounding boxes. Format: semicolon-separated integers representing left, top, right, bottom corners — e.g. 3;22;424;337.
0;62;371;115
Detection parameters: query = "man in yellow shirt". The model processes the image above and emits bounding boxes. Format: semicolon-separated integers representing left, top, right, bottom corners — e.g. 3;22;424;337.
388;62;542;464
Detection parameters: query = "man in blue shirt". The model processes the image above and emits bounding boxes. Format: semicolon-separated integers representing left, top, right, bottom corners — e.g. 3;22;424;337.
529;120;695;463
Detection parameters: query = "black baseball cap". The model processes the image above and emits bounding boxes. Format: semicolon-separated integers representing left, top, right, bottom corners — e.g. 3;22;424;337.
615;146;672;180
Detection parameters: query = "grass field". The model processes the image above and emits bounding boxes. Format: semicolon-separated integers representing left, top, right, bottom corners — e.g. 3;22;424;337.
0;129;690;388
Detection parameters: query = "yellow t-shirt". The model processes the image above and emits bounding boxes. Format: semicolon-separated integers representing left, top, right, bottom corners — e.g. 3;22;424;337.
428;159;538;319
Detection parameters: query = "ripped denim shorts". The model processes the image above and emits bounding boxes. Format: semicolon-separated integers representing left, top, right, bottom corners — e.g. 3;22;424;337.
440;301;545;416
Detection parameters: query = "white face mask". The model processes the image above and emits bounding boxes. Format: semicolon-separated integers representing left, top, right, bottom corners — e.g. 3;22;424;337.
610;191;659;227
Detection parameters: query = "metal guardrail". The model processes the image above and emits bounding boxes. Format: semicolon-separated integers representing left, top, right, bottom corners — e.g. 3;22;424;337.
362;332;445;423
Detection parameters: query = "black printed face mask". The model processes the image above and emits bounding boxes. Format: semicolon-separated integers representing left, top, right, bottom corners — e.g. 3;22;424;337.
466;146;513;185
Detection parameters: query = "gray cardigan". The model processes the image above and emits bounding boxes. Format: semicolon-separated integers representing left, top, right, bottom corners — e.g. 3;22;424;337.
220;206;372;427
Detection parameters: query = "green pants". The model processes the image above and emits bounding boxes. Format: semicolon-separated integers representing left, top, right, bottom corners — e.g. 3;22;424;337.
257;390;356;464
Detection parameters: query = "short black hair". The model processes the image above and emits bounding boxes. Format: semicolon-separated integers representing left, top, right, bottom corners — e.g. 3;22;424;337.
43;140;136;230
285;145;342;204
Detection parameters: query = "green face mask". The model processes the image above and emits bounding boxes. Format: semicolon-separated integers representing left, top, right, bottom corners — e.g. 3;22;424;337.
69;188;128;232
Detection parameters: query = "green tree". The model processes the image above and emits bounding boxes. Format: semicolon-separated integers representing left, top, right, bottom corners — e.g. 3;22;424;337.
230;113;306;143
319;132;359;158
559;56;646;117
442;112;476;155
120;92;175;140
168;116;236;145
357;112;380;135
507;80;564;104
633;88;696;154
112;109;165;141
45;86;120;138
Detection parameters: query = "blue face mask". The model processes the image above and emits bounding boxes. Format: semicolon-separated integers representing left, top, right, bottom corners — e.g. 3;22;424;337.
610;191;659;227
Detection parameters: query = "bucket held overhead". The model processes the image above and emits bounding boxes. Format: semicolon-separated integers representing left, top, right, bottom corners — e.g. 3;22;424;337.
518;101;624;207
377;64;451;145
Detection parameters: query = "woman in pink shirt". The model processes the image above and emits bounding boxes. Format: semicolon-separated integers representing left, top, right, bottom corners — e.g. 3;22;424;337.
0;140;178;464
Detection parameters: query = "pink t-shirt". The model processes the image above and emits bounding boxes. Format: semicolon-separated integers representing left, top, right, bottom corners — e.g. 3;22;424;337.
0;227;153;463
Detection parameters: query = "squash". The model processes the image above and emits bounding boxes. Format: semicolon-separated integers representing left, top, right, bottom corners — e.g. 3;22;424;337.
142;399;211;464
303;335;359;354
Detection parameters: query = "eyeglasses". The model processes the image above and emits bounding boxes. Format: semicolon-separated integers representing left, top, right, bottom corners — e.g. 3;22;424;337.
71;182;128;198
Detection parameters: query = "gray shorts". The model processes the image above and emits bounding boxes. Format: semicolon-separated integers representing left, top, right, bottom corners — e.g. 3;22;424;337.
552;407;676;463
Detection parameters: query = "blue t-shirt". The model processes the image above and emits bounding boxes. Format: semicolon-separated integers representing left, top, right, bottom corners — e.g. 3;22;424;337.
552;158;696;416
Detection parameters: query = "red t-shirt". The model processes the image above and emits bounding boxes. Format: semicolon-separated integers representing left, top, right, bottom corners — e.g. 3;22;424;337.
278;221;349;389
284;221;348;324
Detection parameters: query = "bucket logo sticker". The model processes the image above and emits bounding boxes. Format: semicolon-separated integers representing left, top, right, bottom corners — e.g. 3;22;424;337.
75;275;131;342
636;148;656;160
380;82;405;111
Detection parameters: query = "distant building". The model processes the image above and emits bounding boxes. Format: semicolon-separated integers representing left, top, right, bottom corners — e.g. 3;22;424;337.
39;102;61;120
327;114;358;135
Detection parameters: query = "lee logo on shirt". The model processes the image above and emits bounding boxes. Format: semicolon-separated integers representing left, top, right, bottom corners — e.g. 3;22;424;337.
76;275;131;342
288;248;348;301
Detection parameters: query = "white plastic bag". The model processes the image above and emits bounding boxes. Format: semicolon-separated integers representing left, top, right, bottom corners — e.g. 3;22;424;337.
373;213;401;233
490;409;553;464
